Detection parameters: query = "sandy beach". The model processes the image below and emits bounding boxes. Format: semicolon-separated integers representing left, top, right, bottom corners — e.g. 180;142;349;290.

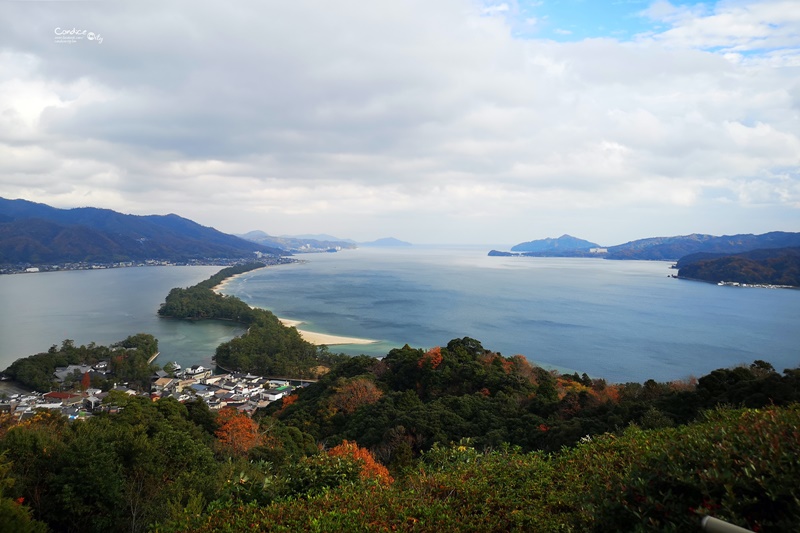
211;275;240;294
279;319;378;346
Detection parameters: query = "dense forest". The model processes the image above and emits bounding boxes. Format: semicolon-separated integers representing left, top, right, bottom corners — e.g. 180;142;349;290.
0;340;798;532
265;338;800;456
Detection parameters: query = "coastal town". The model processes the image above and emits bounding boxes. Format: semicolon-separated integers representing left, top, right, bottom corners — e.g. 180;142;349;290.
0;255;295;276
0;361;310;422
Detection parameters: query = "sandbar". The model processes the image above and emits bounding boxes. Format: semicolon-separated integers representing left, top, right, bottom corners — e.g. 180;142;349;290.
212;271;377;346
279;319;378;346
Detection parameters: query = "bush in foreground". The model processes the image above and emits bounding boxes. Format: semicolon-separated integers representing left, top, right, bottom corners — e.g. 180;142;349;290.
158;404;800;532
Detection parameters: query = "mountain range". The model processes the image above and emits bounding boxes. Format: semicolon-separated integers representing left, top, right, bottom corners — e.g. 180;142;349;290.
605;232;800;261
4;196;797;269
491;232;800;261
0;197;282;264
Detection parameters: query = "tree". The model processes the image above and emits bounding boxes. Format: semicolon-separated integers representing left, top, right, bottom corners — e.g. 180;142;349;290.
215;409;262;457
0;452;47;533
329;377;384;415
327;440;393;486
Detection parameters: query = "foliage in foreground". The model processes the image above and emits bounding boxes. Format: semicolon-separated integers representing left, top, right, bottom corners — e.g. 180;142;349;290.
272;338;800;456
160;404;800;532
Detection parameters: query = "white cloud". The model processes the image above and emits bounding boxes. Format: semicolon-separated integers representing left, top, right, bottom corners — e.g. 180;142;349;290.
639;0;800;56
0;0;797;243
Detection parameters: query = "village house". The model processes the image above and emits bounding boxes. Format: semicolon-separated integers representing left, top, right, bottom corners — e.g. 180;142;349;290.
43;391;84;407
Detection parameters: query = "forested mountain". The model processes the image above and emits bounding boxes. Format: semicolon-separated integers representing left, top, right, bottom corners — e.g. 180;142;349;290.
677;247;800;286
0;197;283;264
605;231;800;260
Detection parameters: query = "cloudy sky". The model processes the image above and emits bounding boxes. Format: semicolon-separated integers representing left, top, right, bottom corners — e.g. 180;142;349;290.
1;0;798;245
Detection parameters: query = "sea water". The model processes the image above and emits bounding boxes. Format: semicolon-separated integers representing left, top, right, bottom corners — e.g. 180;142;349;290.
219;246;800;383
1;248;798;383
0;266;244;372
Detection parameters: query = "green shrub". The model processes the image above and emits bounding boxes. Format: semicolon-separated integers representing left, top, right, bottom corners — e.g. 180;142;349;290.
585;405;800;531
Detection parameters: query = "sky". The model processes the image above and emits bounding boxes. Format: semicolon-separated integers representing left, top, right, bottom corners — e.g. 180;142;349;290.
0;0;798;246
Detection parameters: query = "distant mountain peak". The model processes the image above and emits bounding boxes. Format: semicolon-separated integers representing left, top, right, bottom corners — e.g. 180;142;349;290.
360;237;412;247
510;234;599;253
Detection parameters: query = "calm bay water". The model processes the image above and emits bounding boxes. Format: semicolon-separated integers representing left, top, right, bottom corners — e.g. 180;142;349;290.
219;247;800;383
0;266;245;372
1;249;798;383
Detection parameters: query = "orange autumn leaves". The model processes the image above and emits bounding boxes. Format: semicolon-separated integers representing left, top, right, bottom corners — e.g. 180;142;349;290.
327;440;393;486
329;378;384;416
215;408;262;457
417;346;443;370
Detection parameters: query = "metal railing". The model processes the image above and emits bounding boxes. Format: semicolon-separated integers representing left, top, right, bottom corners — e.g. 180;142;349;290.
701;516;754;533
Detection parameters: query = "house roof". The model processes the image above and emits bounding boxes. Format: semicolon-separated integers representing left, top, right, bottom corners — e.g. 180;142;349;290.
43;391;82;400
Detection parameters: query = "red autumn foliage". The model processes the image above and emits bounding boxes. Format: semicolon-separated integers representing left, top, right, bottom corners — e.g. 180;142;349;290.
479;352;514;374
418;347;443;370
327;440;393;485
598;384;621;404
81;371;91;391
215;408;262;457
281;394;297;408
330;378;384;415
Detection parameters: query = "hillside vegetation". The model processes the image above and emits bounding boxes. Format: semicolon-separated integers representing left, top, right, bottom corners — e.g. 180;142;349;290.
677;247;800;287
161;405;800;532
1;336;798;532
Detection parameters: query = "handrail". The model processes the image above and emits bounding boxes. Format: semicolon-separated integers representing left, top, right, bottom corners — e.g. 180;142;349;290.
701;516;754;533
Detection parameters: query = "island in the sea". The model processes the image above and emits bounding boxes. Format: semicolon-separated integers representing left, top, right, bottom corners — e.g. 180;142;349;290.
490;231;800;288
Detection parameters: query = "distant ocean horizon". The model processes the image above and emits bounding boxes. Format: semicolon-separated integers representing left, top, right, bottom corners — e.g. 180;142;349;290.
1;247;798;383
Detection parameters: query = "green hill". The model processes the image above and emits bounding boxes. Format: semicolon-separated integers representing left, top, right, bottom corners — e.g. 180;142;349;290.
677;247;800;287
2;335;799;532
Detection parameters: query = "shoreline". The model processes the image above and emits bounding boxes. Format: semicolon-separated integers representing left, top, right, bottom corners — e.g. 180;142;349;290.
212;267;379;347
278;318;378;346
